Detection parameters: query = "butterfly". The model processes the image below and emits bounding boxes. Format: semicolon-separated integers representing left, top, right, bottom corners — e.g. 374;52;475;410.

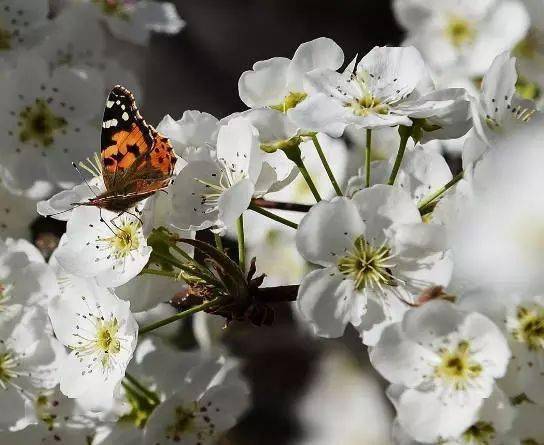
84;85;177;213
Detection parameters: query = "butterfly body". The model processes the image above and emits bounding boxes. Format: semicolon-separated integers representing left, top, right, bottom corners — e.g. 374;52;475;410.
87;85;177;213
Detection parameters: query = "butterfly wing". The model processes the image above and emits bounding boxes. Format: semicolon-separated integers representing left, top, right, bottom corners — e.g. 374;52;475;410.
100;86;176;197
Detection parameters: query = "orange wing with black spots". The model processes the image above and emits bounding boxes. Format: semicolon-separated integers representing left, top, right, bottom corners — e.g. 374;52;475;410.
87;85;177;213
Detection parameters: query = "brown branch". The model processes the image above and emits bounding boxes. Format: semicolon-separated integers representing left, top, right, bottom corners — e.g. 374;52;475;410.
252;198;311;213
257;285;299;303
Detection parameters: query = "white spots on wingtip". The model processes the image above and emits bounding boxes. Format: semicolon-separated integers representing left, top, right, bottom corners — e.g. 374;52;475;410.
106;101;114;108
122;112;129;121
103;119;118;128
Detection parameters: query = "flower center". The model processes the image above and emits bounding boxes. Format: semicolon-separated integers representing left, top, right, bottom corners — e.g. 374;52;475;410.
337;235;397;291
511;304;544;351
166;404;197;441
347;93;390;117
72;315;123;372
93;0;132;19
0;350;18;389
461;421;496;444
445;16;476;48
435;341;482;390
101;221;141;259
18;99;67;148
271;91;308;113
0;27;11;51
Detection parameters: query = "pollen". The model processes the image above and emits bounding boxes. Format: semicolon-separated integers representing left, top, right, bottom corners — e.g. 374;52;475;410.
337;235;398;291
166;404;196;440
445;16;476;48
0;350;18;388
347;94;390;117
93;0;131;20
271;91;308;113
435;341;482;390
511;304;544;351
18;99;67;148
102;220;141;259
461;421;496;444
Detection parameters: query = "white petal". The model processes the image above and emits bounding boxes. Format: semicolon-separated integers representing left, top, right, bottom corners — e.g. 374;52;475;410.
238;57;291;108
296;197;365;266
296;267;367;338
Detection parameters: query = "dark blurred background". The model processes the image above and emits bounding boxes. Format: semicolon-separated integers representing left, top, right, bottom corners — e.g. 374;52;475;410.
144;2;401;444
145;0;401;121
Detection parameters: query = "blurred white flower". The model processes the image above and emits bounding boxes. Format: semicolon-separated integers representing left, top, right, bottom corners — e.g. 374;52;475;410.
0;55;103;198
0;182;38;240
0;0;49;64
391;386;515;444
80;0;185;46
295;186;452;342
143;354;250;445
371;301;510;442
0;308;59;431
447;117;544;296
295;349;393;445
48;280;138;412
394;0;530;77
507;402;544;444
0;237;58;323
239;37;344;111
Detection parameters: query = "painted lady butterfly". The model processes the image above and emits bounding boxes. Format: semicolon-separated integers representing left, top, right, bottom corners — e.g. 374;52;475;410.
85;85;177;213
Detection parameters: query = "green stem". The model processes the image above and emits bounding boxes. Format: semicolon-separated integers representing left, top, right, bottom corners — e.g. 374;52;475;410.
365;129;372;188
236;216;246;272
124;372;160;405
139;298;220;335
214;233;224;252
249;203;298;229
298;160;322;202
388;126;412;186
311;135;342;196
418;171;464;215
140;268;181;279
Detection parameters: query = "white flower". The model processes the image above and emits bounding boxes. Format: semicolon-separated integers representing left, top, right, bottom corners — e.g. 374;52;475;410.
390;386;515;444
157;110;220;161
0;308;59;431
238;37;344;111
53;206;151;288
394;0;530;77
143;354;250;445
170;116;267;233
465;51;539;166
295;185;452;342
0;386;97;444
0;237;58;323
498;294;544;404
0;0;49;64
370;301;510;443
0;55;103;198
290;45;470;138
346;146;453;203
48;280;138;412
0;181;38;239
83;0;185;46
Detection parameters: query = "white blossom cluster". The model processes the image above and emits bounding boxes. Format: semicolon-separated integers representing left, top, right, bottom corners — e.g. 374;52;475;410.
2;0;544;444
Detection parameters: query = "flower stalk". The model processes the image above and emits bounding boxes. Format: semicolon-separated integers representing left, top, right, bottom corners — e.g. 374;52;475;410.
388;125;412;185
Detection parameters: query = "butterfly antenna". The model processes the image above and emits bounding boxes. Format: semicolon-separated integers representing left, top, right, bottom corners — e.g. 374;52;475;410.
71;162;99;198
